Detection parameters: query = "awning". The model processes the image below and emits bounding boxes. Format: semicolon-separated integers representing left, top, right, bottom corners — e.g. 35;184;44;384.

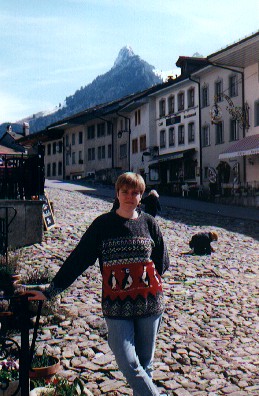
158;151;184;162
148;149;196;168
219;134;259;159
0;145;25;155
157;148;196;163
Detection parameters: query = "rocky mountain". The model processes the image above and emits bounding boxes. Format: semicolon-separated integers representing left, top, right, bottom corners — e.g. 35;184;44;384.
4;46;163;134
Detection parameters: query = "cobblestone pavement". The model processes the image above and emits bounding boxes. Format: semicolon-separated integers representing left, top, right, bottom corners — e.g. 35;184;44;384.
18;186;259;395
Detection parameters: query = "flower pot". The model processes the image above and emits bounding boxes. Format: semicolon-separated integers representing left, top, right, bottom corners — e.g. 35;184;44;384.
22;284;49;292
0;380;21;396
29;357;60;380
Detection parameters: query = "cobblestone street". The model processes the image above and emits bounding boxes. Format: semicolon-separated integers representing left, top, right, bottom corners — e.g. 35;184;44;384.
19;185;259;396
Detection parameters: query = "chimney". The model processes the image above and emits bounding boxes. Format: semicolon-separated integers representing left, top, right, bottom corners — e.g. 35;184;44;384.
23;122;29;136
6;124;12;133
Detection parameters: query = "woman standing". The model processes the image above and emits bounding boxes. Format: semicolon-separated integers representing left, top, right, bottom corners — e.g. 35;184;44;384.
28;172;169;396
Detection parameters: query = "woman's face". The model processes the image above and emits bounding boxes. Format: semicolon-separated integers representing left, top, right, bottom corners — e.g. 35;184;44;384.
117;186;142;211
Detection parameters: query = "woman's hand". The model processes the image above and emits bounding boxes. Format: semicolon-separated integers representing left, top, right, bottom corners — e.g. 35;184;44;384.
21;290;47;301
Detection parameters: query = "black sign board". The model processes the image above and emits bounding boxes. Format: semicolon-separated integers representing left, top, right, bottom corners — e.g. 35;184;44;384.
166;115;181;126
40;193;55;230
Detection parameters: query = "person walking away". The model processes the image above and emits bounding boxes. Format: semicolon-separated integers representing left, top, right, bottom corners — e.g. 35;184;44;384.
26;172;170;396
142;190;161;218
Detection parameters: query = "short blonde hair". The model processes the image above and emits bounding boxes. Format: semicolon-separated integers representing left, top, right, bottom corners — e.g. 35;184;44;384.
211;231;218;241
115;172;145;195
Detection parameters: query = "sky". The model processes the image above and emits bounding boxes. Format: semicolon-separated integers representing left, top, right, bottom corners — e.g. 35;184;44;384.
1;0;259;124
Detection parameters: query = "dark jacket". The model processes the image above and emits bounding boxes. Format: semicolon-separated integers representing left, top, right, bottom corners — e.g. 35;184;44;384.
189;232;214;255
142;195;161;217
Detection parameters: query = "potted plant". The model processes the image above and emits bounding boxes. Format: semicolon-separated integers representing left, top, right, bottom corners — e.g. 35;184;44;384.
30;376;85;396
21;267;53;291
29;352;60;380
0;358;20;396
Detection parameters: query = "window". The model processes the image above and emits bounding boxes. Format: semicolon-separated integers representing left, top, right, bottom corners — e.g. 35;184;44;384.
79;131;83;144
139;135;146;152
47;144;51;155
87;125;95;140
159;99;166;117
202;84;209;107
187;88;195;108
65;135;69;147
120;143;127;159
52;142;56;155
98;145;105;160
215;122;224;144
108;144;112;158
160;130;166;148
52;163;56;177
132;138;138;154
230;119;239;141
72;133;75;145
88;148;95;161
107;123;112;135
72;152;76;164
169;127;175;147
97;123;105;137
135;109;141;126
202;125;210;147
178;125;185;145
168;96;175;114
79;151;83;164
65;153;70;166
188;122;195;143
215;79;223;102
229;75;238;97
254;100;259;126
58;161;62;176
58;141;63;153
47;163;51;177
177;92;184;111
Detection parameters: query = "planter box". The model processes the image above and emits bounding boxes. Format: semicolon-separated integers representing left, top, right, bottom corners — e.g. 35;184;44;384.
0;380;20;396
0;200;43;249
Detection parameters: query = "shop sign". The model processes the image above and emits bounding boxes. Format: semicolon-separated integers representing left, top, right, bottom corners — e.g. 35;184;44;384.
166;116;181;126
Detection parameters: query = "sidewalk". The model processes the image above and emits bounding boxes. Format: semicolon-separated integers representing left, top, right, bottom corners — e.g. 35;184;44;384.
45;179;259;222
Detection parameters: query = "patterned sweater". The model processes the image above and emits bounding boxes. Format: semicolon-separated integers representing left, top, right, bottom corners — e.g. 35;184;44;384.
44;211;170;319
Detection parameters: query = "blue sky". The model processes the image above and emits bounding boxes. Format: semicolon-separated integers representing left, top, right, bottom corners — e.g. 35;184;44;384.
1;0;259;124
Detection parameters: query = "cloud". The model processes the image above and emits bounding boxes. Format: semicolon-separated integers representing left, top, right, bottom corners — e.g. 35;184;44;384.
0;91;54;124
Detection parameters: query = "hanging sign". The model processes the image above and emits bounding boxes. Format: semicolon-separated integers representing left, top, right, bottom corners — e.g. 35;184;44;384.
208;167;217;184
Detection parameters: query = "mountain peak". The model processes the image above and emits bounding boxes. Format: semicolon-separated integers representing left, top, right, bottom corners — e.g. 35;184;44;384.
113;46;135;67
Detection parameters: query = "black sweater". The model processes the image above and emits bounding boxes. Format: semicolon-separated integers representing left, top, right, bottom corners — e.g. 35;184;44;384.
45;211;169;319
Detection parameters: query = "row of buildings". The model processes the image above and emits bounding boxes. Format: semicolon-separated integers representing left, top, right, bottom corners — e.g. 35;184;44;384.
19;31;259;198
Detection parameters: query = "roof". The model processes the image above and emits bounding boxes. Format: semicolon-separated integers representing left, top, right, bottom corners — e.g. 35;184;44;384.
208;31;259;68
18;78;184;145
219;134;259;159
0;144;25;155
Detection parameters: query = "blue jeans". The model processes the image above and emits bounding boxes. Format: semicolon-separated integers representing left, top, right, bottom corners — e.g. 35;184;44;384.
105;314;162;396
